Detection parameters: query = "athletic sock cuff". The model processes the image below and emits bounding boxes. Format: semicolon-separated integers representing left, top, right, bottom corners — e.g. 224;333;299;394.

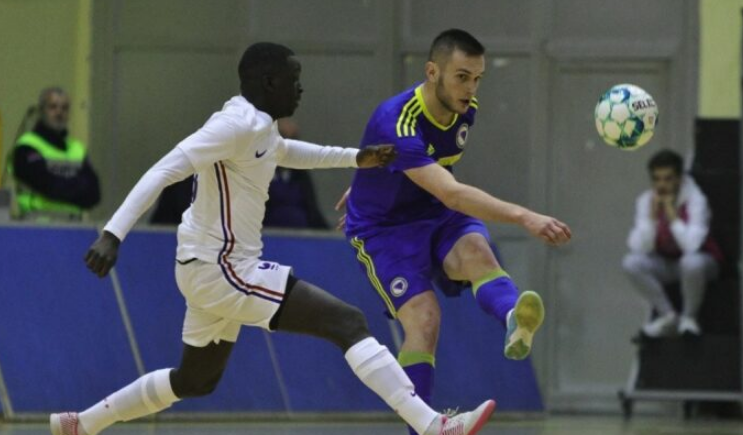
397;351;435;368
345;337;385;372
150;369;180;405
472;268;510;295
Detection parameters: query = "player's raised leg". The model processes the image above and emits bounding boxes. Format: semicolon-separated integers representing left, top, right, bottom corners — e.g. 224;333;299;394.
51;341;234;435
443;232;544;360
273;278;495;435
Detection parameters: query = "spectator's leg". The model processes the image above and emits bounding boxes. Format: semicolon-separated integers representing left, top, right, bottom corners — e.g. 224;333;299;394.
622;252;676;315
678;252;719;334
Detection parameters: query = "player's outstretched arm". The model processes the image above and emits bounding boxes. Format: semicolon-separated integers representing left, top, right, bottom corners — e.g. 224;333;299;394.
405;163;572;246
279;140;396;169
85;148;196;278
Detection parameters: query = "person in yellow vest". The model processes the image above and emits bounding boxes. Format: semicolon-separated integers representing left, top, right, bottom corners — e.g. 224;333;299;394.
10;87;100;221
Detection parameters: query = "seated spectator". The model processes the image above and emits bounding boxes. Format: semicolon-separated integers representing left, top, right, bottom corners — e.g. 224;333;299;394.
623;149;723;337
263;118;328;229
10;87;100;221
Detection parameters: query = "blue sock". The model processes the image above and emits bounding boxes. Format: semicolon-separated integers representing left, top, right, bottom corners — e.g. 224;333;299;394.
399;351;435;435
473;268;519;325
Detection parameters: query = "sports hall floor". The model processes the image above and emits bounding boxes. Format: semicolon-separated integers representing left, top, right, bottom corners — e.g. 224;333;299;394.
3;416;743;435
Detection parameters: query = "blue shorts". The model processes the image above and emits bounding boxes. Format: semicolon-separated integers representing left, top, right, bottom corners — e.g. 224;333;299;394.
349;210;490;318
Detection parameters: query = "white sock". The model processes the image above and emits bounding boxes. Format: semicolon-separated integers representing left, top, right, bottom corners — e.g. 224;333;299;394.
345;337;439;434
78;369;180;435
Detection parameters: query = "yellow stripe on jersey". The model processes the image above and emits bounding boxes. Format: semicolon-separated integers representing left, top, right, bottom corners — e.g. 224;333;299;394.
400;102;421;137
405;104;422;137
351;237;397;317
470;96;479;109
396;97;420;138
437;153;463;167
395;97;416;137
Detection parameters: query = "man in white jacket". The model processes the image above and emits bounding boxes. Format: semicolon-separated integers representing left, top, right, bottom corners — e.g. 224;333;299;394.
623;149;722;337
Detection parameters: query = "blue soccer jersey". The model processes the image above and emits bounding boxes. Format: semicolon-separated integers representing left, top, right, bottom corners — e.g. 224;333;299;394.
345;84;478;236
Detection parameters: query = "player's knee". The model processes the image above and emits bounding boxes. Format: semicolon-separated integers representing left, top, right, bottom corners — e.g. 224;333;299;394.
622;253;645;275
470;242;497;267
446;238;497;279
680;253;705;274
337;305;370;343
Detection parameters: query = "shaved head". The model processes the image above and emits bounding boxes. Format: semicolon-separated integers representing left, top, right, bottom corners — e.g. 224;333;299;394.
428;29;485;66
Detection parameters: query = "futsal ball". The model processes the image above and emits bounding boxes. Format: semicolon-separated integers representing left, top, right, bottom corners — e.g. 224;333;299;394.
594;84;658;151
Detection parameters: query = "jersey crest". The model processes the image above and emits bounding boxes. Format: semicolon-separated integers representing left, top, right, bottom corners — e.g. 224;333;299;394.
456;124;469;149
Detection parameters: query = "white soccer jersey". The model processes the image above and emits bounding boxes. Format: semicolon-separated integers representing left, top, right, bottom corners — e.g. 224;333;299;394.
105;96;359;264
176;96;282;263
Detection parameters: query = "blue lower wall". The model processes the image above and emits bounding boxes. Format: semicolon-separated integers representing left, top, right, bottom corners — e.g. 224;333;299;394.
0;226;542;416
0;227;140;412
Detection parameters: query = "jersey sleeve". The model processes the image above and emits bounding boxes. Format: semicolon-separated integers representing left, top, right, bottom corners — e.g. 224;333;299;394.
277;138;358;169
104;148;195;241
367;112;434;172
177;114;242;172
386;136;434;172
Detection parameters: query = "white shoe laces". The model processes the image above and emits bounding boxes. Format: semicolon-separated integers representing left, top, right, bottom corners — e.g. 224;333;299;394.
442;407;459;418
441;410;468;435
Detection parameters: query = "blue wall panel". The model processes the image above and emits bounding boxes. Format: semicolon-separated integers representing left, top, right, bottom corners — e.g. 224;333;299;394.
169;329;286;412
114;230;183;373
435;299;544;411
0;227;140;412
0;227;543;415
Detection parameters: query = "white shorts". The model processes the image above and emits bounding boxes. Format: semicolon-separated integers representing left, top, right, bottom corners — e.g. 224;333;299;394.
175;258;292;347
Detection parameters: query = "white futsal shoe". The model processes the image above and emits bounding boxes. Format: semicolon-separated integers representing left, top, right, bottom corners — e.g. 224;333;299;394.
642;312;678;338
424;399;496;435
678;315;701;336
504;291;545;360
50;412;87;435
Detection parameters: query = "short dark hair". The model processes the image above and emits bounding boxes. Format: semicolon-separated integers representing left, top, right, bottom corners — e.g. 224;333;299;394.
238;42;295;85
648;149;684;175
38;86;68;108
428;29;485;63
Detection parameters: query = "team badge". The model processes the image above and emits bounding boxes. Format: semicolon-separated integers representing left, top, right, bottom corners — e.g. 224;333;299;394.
456;124;469;149
390;277;408;297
